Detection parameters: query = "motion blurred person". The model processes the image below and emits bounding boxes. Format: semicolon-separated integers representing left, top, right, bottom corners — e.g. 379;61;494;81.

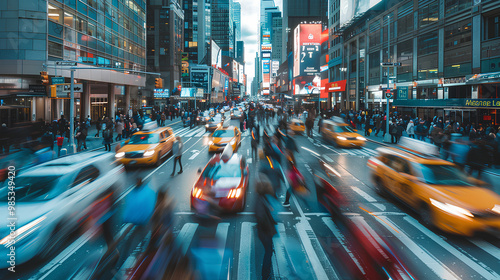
103;126;113;151
171;136;183;176
251;124;260;159
254;174;278;280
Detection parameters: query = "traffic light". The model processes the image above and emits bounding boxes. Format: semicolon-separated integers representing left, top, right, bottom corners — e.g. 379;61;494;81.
155;78;163;88
40;71;49;85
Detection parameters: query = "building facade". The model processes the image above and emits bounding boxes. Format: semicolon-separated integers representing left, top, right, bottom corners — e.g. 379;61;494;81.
341;0;500;126
0;0;147;125
211;0;234;57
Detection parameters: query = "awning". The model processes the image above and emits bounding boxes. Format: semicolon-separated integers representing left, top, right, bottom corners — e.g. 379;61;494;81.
10;92;46;97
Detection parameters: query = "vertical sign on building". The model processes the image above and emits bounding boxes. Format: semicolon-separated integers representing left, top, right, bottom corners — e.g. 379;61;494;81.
261;28;272;95
293;24;322;95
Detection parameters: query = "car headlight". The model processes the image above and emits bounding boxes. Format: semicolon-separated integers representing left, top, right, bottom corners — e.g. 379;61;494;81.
208;140;214;145
143;150;155;157
217;123;221;127
230;139;236;145
0;216;46;247
337;136;347;140
493;205;500;215
115;152;125;158
356;136;366;141
205;124;209;128
430;199;474;218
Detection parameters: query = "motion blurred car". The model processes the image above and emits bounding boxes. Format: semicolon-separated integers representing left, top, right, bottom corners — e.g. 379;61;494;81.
288;118;305;134
230;108;242;119
115;127;175;166
205;115;224;132
208;126;241;153
321;119;366;148
367;143;500;236
197;111;211;125
0;152;125;267
191;152;249;212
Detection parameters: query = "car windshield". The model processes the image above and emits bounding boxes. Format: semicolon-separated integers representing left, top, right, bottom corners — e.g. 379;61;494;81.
209;117;221;123
213;130;235;138
333;125;354;133
0;176;61;202
416;164;473;186
129;134;159;144
203;162;241;180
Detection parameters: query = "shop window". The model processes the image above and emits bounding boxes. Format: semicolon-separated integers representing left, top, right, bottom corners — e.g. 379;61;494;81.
444;20;472;48
484;13;500;40
419;1;439;28
48;4;62;23
417;87;437;99
369;51;380;85
445;0;471;16
418;32;438;56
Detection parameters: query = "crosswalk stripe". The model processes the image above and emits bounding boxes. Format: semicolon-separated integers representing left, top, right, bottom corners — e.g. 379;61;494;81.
175;127;190;136
322;217;366;275
402;216;500;279
238;222;256;280
183;127;205;137
272;223;295;279
470;240;500;261
373;216;461;280
178;223;199;256
195;129;207;137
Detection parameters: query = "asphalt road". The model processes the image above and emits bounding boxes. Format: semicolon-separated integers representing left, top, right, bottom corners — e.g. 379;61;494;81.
4;114;500;280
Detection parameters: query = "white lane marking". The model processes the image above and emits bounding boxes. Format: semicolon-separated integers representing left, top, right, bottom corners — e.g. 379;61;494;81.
322;218;366;275
216;223;230;246
351;186;377;202
183;127;205;137
195;129;207;137
175;127;190;136
303;212;331;216
402;216;500;279
301;145;320;156
247;158;253;164
375;216;461;280
470;240;500;261
238;222;256;280
247;149;249;157
189;151;200;160
30;229;99;280
320;144;340;155
272;223;296;278
323;155;334;163
178;223;199;256
295;220;340;280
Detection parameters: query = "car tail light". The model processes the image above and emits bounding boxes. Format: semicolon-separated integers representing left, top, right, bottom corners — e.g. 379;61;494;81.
367;157;382;170
227;188;242;199
192;188;203;198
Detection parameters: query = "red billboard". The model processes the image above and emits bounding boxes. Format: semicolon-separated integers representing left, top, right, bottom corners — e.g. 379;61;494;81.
293;24;322;79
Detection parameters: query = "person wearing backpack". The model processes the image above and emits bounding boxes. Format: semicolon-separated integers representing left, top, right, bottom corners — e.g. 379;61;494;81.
254;174;278;280
103;127;113;151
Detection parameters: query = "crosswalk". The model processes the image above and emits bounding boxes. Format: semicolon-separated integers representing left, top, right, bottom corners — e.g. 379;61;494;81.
174;126;211;138
123;212;500;280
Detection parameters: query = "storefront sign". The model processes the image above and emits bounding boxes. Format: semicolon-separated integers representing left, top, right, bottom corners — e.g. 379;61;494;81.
51;77;65;85
327;80;346;92
154;89;170;98
464;99;500;108
29;85;47;93
397;86;408;100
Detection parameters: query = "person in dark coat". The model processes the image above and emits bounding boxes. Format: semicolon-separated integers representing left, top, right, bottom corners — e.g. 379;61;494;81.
466;141;489;179
102;127;113;151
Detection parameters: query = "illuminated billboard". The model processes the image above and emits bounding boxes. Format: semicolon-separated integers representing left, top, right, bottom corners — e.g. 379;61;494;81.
262;58;271;94
211;40;222;69
293;75;322;95
340;0;381;28
262;28;271;44
233;60;239;82
293;24;321;78
239;64;244;84
181;52;189;78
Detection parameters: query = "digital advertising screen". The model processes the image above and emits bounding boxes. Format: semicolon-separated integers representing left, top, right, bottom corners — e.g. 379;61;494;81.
262;58;271;92
293;74;322;95
154;89;170;98
233;60;239;82
191;71;209;93
181;88;197;98
211;40;222;69
293;24;321;78
239;64;244;84
340;0;381;28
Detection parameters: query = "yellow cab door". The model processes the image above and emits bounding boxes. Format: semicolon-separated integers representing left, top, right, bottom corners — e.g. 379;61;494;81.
158;131;167;156
385;156;418;207
165;129;174;152
323;123;333;141
234;127;241;144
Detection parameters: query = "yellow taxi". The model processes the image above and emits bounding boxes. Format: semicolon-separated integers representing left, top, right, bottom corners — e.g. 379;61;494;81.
208;126;241;153
115;127;175;166
367;139;500;236
321;119;366;147
288;118;305;134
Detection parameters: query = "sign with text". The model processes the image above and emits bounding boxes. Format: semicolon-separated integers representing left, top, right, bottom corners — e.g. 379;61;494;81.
154;89;170;98
51;77;65;85
293;24;321;78
62;83;83;93
327;80;347;92
55;61;77;66
397;86;408;100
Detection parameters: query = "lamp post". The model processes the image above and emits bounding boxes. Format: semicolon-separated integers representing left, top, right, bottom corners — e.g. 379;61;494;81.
384;15;392;143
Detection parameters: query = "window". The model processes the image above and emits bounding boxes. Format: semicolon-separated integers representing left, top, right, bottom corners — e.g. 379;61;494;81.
418;32;438;56
444;20;472;48
63;12;74;28
71;165;100;188
48;4;62;23
369;51;380;84
418;54;438;80
418;1;439;28
369;29;380;48
397;40;413;82
397;14;413;36
445;0;471;16
48;41;63;57
484;13;500;40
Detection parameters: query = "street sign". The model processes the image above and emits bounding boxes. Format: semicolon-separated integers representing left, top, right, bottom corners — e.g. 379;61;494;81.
51;76;65;85
61;83;83;93
380;62;402;67
28;85;46;93
385;91;393;99
55;61;77;66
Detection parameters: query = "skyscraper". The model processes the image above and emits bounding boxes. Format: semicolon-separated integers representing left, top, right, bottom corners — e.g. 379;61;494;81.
232;1;242;41
183;0;211;63
236;41;245;64
211;0;234;57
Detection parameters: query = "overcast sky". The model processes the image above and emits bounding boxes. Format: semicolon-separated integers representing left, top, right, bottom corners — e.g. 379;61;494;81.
240;0;282;93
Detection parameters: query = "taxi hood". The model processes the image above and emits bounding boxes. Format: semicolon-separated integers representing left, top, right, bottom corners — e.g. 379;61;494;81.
433;186;500;211
118;143;159;153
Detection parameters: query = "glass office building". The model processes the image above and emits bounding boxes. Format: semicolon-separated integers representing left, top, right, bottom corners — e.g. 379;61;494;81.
0;0;147;125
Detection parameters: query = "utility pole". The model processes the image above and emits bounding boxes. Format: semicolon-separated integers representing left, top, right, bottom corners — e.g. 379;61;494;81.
384;16;392;143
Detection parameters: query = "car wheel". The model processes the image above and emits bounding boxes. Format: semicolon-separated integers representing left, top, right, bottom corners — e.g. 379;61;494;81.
374;177;388;197
420;203;434;228
155;154;161;167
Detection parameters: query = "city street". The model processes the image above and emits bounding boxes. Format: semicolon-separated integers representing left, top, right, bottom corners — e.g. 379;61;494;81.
3;115;500;280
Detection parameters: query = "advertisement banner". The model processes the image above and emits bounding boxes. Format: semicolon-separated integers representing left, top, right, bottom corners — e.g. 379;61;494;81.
191;71;209;93
233;60;238;82
293;75;322;95
327;80;347;92
181;52;189;78
293;24;321;78
340;0;382;28
262;28;271;44
239;64;244;84
397;86;408;100
262;58;271;91
154;89;170;98
211;40;222;69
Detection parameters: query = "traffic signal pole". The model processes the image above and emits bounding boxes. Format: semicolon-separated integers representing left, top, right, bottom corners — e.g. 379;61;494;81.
384;16;392;143
69;69;75;153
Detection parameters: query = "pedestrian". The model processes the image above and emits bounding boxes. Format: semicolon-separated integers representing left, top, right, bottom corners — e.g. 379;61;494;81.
406;120;415;139
95;118;102;137
389;122;397;143
254;174;278;280
115;118;124;141
171;136;183;176
305;117;314;138
161;112;166;126
58;115;67;137
56;135;64;157
0;123;10;154
103;127;113;151
318;115;323;134
251;125;260;159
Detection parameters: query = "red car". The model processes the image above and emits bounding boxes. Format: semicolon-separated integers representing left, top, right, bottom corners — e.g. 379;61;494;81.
191;153;249;213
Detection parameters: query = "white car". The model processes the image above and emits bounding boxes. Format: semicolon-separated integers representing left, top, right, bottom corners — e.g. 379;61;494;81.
0;152;125;268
